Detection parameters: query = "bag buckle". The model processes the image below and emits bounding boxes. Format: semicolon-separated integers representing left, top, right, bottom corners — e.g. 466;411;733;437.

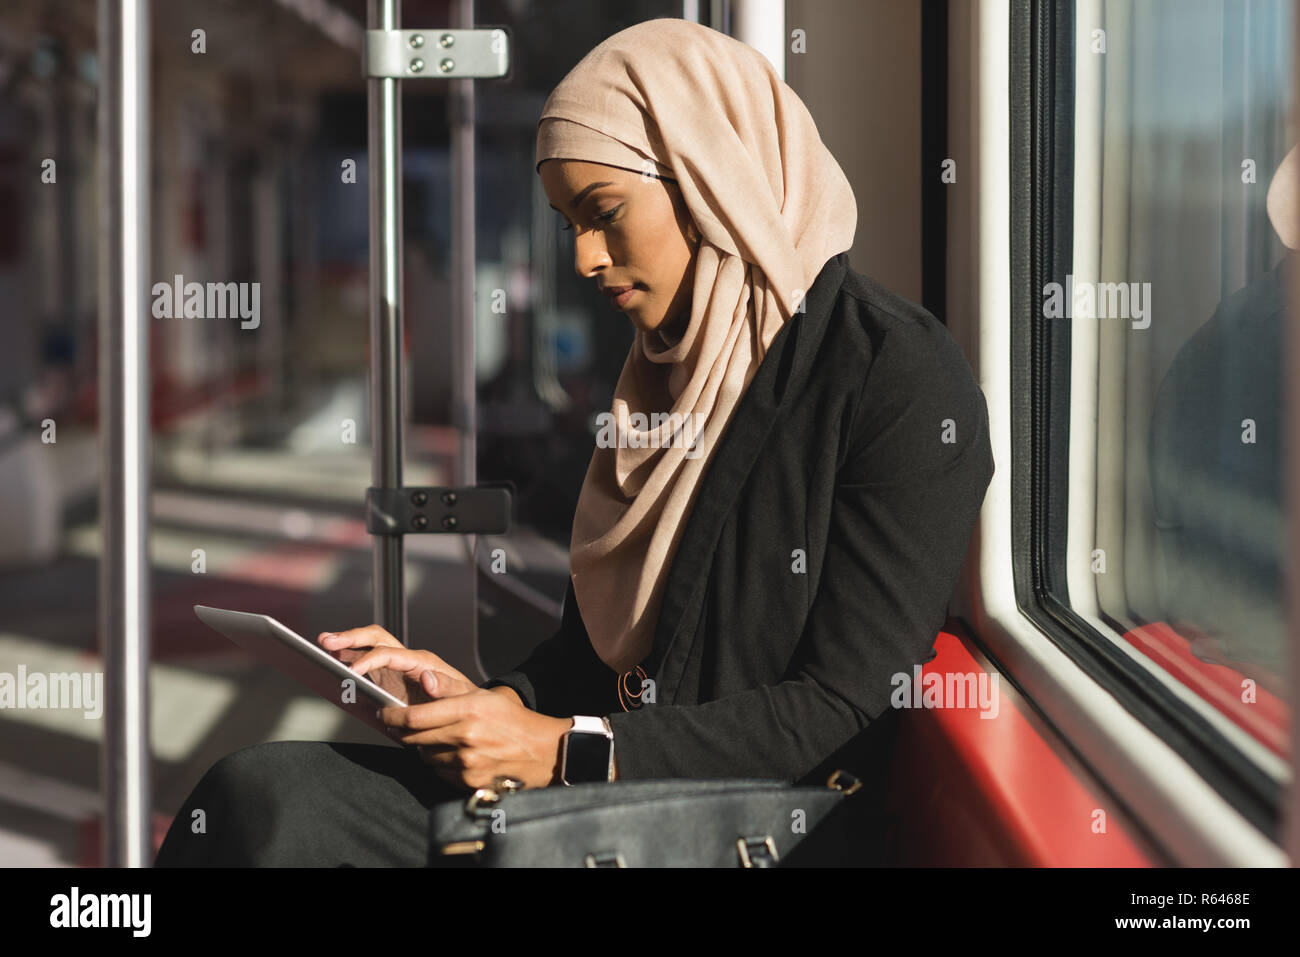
465;775;524;817
439;839;485;857
584;851;626;868
827;769;863;794
736;835;779;868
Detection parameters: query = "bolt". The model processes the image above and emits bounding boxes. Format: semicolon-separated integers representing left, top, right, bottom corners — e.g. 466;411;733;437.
441;491;458;506
439;33;454;48
442;515;458;531
439;58;454;73
411;491;428;507
413;515;429;531
409;33;425;49
410;57;425;73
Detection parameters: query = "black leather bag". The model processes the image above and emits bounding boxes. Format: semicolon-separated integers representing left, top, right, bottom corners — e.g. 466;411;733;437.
427;769;867;867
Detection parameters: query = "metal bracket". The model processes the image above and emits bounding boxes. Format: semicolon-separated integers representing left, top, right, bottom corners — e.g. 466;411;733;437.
363;28;510;79
365;484;512;536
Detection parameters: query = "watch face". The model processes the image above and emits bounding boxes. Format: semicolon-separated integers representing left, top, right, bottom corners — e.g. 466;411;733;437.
564;731;611;783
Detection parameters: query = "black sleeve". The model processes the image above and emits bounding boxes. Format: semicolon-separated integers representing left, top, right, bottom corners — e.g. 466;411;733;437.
480;576;617;717
605;316;995;781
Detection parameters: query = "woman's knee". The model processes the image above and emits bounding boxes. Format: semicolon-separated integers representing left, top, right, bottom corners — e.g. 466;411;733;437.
155;741;324;866
202;740;319;797
157;741;443;866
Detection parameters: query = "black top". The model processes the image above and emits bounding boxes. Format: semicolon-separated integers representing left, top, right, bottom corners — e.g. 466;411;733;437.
484;251;995;783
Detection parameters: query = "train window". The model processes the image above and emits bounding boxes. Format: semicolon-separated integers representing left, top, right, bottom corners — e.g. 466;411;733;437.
1010;0;1290;839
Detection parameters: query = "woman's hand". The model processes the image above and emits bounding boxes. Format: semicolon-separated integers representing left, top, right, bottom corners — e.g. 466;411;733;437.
361;666;572;792
316;625;472;707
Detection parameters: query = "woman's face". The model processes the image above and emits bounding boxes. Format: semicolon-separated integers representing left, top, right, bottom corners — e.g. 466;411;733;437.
540;159;698;337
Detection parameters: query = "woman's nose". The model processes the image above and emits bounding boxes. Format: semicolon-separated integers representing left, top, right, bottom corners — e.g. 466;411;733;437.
574;230;611;278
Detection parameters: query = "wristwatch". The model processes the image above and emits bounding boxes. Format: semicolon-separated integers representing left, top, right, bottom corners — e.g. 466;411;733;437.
559;715;614;785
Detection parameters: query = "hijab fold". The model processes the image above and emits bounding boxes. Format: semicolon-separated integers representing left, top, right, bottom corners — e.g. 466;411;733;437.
536;18;858;675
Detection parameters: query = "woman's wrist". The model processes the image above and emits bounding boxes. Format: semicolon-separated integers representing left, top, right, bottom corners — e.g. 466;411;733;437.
542;715;572;786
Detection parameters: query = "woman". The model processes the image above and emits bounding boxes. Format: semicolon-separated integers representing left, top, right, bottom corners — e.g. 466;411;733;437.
155;18;993;867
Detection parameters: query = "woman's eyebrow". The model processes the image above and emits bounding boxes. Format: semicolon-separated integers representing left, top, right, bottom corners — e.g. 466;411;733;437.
548;181;617;213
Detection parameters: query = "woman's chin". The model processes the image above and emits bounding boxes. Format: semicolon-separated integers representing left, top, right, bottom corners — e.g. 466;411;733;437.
631;300;690;340
657;309;690;341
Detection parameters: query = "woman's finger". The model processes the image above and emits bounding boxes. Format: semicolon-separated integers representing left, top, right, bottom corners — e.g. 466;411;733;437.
379;696;468;732
416;745;466;772
349;646;429;680
317;624;402;651
422;669;475;698
388;725;465;748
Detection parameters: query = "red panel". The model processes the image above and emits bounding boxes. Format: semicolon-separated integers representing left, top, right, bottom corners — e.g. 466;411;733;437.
884;624;1158;866
1122;622;1289;760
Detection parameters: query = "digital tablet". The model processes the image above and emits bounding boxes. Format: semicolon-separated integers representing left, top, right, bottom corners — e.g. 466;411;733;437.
193;604;407;736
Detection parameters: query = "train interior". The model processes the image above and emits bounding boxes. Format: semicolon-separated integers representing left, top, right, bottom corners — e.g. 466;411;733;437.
0;0;1292;867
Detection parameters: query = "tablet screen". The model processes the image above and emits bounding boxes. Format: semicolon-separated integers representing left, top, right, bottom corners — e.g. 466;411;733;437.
194;605;406;736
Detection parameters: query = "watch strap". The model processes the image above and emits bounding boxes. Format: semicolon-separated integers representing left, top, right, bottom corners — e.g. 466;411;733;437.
570;714;610;736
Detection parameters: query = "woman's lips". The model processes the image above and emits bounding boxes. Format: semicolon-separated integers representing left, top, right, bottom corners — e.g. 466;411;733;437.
605;286;638;308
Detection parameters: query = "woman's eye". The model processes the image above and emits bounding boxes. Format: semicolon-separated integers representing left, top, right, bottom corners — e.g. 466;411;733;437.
559;205;622;232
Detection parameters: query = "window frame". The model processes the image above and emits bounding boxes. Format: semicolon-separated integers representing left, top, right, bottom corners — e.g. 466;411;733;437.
1007;0;1282;842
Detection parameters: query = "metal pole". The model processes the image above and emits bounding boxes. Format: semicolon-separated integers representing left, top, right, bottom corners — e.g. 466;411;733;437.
96;0;151;868
368;0;407;639
450;0;478;661
710;0;731;34
731;0;785;79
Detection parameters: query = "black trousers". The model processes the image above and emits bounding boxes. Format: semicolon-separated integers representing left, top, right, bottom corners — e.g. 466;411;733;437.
153;741;465;867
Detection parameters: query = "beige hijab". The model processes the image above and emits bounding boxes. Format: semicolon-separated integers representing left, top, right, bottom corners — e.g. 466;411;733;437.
536;18;857;675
